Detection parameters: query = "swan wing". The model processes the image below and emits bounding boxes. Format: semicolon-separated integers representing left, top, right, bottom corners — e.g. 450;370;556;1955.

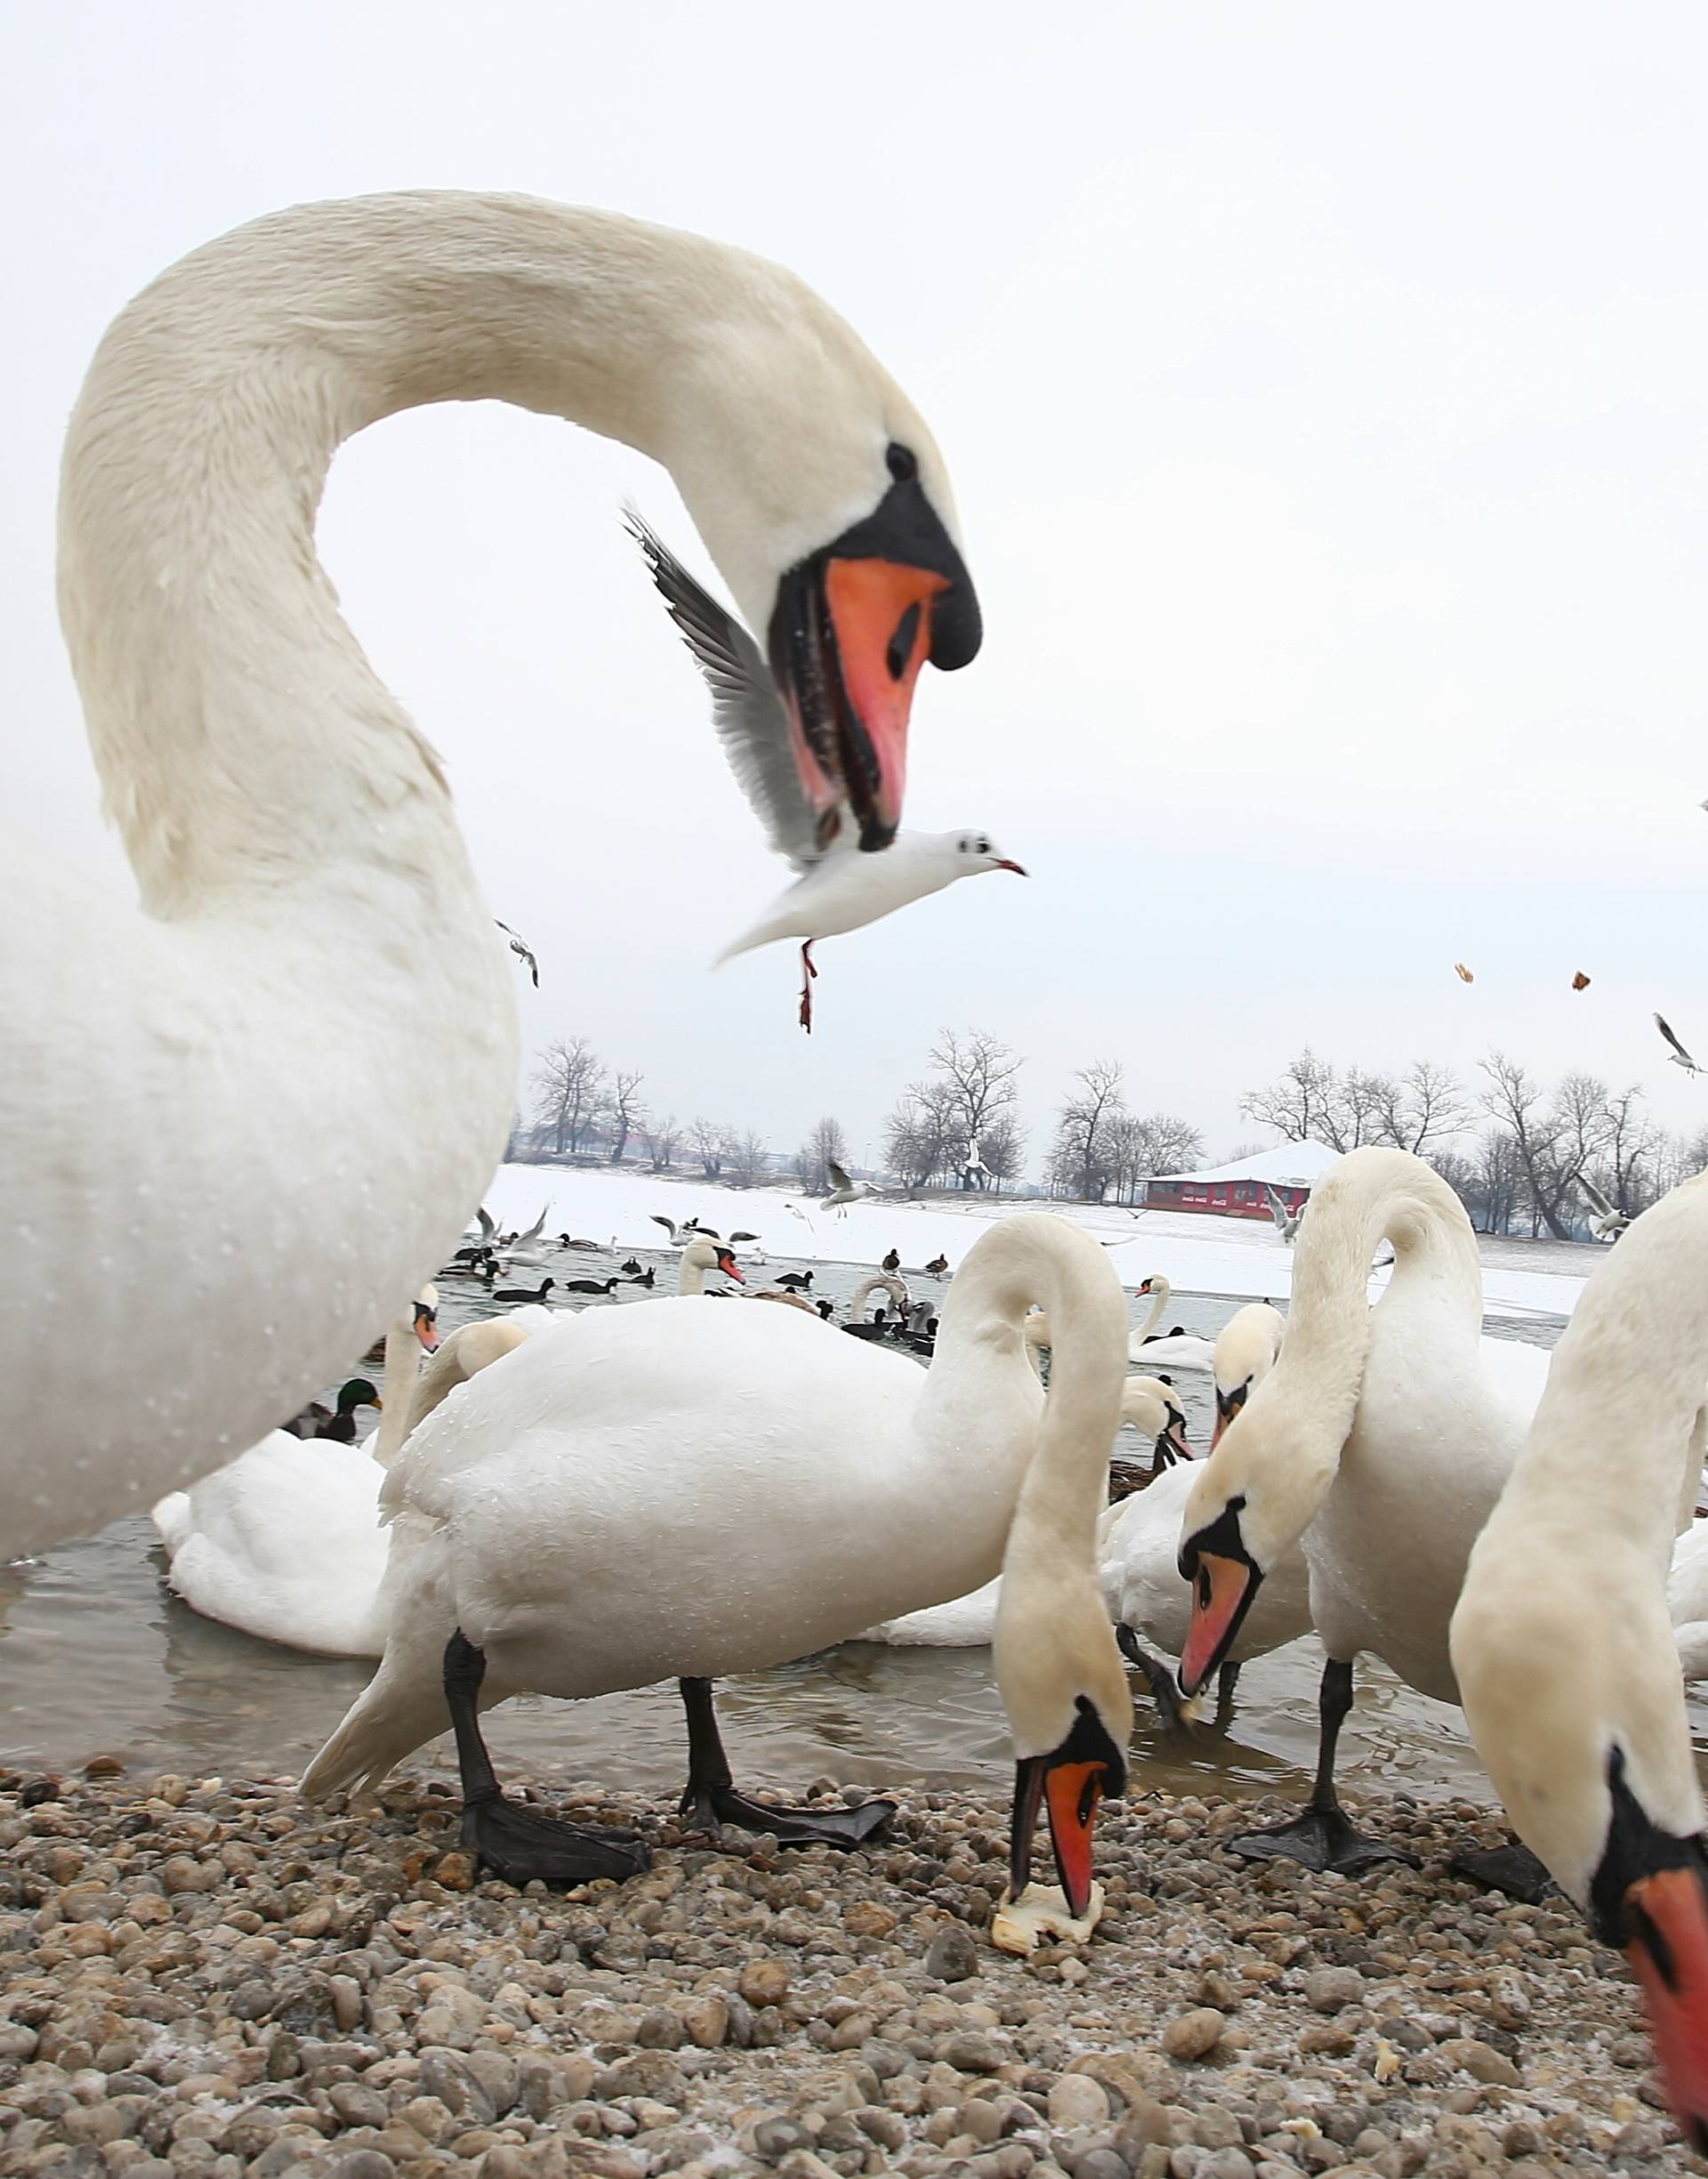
625;507;820;870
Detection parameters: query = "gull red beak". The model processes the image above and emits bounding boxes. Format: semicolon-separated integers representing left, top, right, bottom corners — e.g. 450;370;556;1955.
1623;1867;1708;2153
995;859;1027;876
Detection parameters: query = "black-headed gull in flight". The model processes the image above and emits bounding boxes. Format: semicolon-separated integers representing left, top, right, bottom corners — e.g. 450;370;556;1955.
1574;1173;1630;1241
627;510;1025;1030
495;920;539;989
1656;1013;1703;1077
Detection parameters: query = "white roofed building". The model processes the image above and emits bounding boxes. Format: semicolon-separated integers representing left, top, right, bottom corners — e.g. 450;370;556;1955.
1144;1140;1341;1221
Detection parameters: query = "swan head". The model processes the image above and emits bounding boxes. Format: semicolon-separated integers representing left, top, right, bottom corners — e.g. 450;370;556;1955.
1210;1303;1285;1448
684;1238;745;1285
1004;1690;1129;1922
673;372;981;851
412;1288;440;1353
1176;1392;1334;1696
1453;1526;1708;2150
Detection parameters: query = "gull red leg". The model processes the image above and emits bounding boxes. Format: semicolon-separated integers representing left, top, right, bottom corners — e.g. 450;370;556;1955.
798;941;818;1034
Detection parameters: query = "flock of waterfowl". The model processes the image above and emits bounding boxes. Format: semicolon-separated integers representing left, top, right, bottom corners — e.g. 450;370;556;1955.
4;186;1708;2151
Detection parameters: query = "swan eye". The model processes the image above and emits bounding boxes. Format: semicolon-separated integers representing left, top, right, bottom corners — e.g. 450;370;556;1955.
886;442;917;481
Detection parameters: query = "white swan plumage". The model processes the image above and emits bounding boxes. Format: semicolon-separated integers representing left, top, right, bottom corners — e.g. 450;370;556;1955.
301;1215;1131;1886
152;1305;544;1657
2;190;979;1558
1177;1146;1552;1868
1452;1173;1708;2149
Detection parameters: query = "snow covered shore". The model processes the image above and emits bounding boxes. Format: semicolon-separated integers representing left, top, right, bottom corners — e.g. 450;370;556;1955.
478;1162;1585;1324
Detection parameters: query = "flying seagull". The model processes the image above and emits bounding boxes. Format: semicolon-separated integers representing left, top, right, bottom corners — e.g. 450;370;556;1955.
628;509;1024;1031
495;921;539;989
1265;1183;1305;1243
650;1214;721;1245
1656;1013;1702;1076
1574;1173;1630;1242
822;1158;887;1217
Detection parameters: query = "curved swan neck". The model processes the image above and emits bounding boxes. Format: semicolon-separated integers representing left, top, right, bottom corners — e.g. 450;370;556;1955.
58;195;781;911
370;1315;424;1468
1132;1278;1170;1345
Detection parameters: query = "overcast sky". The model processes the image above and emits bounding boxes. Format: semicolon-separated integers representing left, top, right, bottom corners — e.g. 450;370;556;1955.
9;4;1707;1172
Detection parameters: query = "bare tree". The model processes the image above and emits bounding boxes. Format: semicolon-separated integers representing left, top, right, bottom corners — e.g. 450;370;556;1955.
1371;1061;1467;1155
976;1110;1027;1191
1050;1060;1127;1202
532;1037;606;1157
724;1130;770;1190
930;1029;1024;1188
1239;1050;1336;1143
644;1114;681;1174
689;1117;729;1182
1478;1053;1572;1239
795;1115;850;1194
883;1078;960;1192
607;1068;648;1166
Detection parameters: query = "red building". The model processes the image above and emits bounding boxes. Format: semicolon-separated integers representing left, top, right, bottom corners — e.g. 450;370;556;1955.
1144;1142;1340;1222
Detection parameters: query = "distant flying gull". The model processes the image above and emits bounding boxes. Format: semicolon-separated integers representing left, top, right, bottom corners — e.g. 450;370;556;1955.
1656;1013;1703;1076
1574;1173;1630;1242
627;508;1024;1031
1265;1182;1305;1243
822;1158;885;1217
649;1214;720;1245
495;921;539;989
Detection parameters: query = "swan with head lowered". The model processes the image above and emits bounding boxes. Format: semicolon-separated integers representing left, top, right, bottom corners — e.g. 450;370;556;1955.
301;1215;1132;1890
1176;1147;1552;1874
2;190;980;1560
1452;1173;1708;2151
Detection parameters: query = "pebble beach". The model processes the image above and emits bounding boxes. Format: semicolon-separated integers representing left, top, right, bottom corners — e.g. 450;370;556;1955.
0;1765;1695;2179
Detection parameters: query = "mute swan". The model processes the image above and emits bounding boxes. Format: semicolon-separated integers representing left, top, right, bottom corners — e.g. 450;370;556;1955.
4;190;979;1560
1178;1147;1551;1872
1127;1277;1217;1368
856;1376;1188;1648
302;1216;1129;1888
628;512;1022;1032
1208;1302;1285;1446
152;1294;490;1658
841;1271;909;1338
1452;1174;1708;2151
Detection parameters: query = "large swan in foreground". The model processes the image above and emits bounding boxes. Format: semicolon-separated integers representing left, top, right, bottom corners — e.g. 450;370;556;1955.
1178;1147;1551;1872
1452;1173;1708;2152
3;191;980;1559
302;1216;1130;1888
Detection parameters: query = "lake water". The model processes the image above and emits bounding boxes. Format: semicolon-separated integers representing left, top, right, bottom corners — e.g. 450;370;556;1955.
4;1252;1677;1817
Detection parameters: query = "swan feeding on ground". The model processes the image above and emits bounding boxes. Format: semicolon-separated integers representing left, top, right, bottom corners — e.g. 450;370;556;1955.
1177;1147;1551;1873
1453;1173;1708;2152
2;190;979;1559
302;1216;1130;1889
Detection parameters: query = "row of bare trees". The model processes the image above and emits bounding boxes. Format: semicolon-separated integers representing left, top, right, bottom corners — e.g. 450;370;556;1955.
1239;1046;1708;1239
528;1041;773;1184
1044;1060;1204;1205
882;1030;1027;1192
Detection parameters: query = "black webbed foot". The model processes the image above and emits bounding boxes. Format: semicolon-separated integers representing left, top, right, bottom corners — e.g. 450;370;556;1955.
460;1792;651;1889
1118;1626;1196;1730
1228;1804;1418;1876
1449;1839;1556;1902
680;1780;894;1848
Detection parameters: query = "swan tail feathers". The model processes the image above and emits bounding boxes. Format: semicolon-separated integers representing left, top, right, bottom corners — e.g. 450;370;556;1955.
151;1491;191;1556
300;1660;451;1804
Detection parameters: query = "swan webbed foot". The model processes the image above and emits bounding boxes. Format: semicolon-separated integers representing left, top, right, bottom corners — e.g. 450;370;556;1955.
1118;1626;1196;1731
1227;1804;1417;1876
681;1780;895;1849
459;1793;651;1890
1448;1839;1556;1902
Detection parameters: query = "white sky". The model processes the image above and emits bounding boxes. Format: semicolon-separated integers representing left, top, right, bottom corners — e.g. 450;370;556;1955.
8;4;1707;1171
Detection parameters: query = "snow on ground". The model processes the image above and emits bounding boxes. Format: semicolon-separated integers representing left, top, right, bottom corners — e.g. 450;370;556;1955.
479;1161;1588;1325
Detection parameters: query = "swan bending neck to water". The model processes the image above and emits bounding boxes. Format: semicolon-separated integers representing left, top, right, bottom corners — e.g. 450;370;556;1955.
302;1215;1132;1893
1177;1146;1551;1874
4;190;979;1559
1453;1174;1708;2149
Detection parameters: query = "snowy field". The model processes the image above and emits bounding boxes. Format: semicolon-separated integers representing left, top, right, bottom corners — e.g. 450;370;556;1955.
479;1161;1589;1325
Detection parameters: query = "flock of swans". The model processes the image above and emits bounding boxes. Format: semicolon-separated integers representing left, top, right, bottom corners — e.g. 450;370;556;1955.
5;186;1708;2148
